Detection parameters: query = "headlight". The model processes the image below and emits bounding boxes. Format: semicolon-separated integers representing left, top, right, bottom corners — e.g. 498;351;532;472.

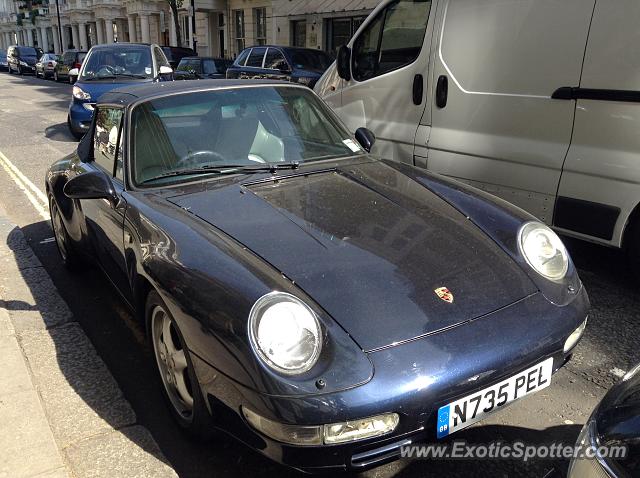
518;222;569;280
72;85;91;100
249;292;322;375
19;60;27;66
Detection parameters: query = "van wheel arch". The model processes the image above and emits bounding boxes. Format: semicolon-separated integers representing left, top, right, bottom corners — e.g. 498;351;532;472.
622;203;640;273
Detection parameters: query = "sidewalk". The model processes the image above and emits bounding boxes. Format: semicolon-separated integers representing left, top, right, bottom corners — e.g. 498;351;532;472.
0;206;177;478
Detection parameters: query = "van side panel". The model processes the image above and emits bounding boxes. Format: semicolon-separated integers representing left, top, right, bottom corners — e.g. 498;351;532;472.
427;0;594;225
556;1;640;247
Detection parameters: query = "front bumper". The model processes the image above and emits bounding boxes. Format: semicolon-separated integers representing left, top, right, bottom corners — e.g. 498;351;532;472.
68;99;94;132
192;288;589;473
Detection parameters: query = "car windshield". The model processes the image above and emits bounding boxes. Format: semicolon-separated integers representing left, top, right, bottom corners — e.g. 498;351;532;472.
18;47;38;57
80;47;152;80
290;50;333;72
132;86;364;185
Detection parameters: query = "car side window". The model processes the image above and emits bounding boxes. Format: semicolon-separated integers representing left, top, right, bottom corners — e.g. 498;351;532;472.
202;60;216;75
246;47;266;68
352;0;431;82
264;48;287;70
93;106;124;177
153;47;169;69
235;48;250;66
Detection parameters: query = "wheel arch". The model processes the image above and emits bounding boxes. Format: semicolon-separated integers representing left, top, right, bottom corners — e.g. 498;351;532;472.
622;200;640;252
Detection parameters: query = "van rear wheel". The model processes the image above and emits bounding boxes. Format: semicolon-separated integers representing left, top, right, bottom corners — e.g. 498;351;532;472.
626;220;640;280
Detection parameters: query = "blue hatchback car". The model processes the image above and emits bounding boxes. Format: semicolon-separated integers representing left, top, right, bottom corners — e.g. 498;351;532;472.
68;43;173;138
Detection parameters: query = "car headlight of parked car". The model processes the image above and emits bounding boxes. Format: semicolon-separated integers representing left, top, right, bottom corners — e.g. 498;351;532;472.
518;222;569;281
72;86;91;101
19;60;28;67
249;292;322;375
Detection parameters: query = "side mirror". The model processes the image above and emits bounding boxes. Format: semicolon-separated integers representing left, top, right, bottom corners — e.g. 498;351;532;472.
68;67;79;76
336;45;351;81
355;127;375;153
159;65;173;75
63;171;117;204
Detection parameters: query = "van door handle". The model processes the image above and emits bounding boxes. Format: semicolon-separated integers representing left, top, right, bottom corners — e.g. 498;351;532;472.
436;75;448;108
413;74;424;105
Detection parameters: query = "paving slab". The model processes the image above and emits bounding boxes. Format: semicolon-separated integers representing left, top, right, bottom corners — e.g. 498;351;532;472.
64;426;178;478
0;389;67;478
0;334;33;396
18;323;137;447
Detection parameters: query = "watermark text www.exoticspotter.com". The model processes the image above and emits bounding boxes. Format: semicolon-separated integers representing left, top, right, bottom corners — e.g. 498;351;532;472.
400;441;628;462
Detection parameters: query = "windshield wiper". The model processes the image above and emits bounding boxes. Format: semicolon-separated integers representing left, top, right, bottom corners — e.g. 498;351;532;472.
114;73;148;79
140;162;301;184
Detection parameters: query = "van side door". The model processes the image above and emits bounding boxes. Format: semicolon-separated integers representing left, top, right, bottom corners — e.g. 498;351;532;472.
554;0;640;246
427;0;595;225
338;0;436;163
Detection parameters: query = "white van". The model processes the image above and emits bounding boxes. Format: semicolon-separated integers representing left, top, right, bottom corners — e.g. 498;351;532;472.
315;0;640;262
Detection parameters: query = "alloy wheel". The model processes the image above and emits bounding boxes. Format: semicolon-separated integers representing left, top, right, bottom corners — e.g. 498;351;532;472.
50;200;69;263
151;306;194;420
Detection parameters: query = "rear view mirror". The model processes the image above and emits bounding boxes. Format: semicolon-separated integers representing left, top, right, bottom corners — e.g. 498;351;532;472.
68;67;79;76
355;127;375;153
159;65;173;75
337;45;351;81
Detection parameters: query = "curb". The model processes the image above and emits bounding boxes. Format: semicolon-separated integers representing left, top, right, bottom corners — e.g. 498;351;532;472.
0;211;177;478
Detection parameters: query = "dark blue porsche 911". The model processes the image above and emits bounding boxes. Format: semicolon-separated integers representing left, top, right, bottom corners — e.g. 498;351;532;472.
45;80;589;473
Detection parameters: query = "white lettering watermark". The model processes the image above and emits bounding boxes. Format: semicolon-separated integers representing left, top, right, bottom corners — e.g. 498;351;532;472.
400;441;628;462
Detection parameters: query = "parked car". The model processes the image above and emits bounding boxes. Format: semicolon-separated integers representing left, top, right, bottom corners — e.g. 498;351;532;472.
161;46;197;69
568;363;640;477
7;45;40;75
0;49;7;71
316;0;640;269
67;42;172;139
35;53;60;79
174;56;232;80
226;45;333;88
46;79;589;473
54;49;87;83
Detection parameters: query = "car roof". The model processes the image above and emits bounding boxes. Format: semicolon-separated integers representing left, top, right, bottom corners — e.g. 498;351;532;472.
89;43;153;51
99;79;290;106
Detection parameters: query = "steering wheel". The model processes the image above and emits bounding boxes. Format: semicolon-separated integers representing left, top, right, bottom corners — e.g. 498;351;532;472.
176;150;227;168
98;65;116;75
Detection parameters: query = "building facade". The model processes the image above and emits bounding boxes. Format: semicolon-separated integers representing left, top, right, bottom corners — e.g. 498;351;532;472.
0;0;379;57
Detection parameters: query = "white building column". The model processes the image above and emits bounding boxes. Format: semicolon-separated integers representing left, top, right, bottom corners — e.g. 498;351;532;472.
115;19;126;42
139;13;150;44
95;19;104;44
40;26;49;51
52;25;61;53
78;22;87;50
62;25;70;50
188;14;194;49
127;14;136;42
105;19;114;44
169;10;177;46
36;27;43;49
27;28;34;47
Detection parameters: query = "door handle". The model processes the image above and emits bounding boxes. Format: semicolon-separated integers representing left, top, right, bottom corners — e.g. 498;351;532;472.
436;75;448;108
413;74;424;105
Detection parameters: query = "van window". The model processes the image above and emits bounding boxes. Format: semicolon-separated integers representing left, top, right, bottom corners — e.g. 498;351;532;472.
352;0;431;81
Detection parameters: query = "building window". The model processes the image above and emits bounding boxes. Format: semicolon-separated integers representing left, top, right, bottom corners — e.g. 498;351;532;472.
254;7;267;46
291;20;306;47
326;16;367;55
234;9;245;53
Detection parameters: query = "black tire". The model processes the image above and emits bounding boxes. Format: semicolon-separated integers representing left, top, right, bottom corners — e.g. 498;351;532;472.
17;65;22;75
49;195;81;270
625;220;640;279
7;65;12;75
146;291;215;439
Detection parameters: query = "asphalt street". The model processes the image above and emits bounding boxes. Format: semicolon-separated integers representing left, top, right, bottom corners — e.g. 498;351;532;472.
0;72;638;478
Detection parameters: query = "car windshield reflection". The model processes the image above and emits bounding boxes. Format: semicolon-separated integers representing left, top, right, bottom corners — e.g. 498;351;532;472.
132;86;364;186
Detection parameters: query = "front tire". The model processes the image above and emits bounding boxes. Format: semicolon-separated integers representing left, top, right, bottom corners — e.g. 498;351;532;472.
49;196;80;270
147;291;214;439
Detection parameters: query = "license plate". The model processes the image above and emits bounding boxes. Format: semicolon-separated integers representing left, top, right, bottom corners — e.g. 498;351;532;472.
437;357;553;438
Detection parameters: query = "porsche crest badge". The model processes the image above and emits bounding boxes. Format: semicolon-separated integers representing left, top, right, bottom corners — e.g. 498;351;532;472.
434;287;454;304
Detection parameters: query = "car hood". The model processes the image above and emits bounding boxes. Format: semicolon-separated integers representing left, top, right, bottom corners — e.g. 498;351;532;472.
167;160;536;351
77;78;151;101
22;56;37;65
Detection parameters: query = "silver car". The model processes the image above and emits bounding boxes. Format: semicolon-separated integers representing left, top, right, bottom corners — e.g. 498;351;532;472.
35;53;59;79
